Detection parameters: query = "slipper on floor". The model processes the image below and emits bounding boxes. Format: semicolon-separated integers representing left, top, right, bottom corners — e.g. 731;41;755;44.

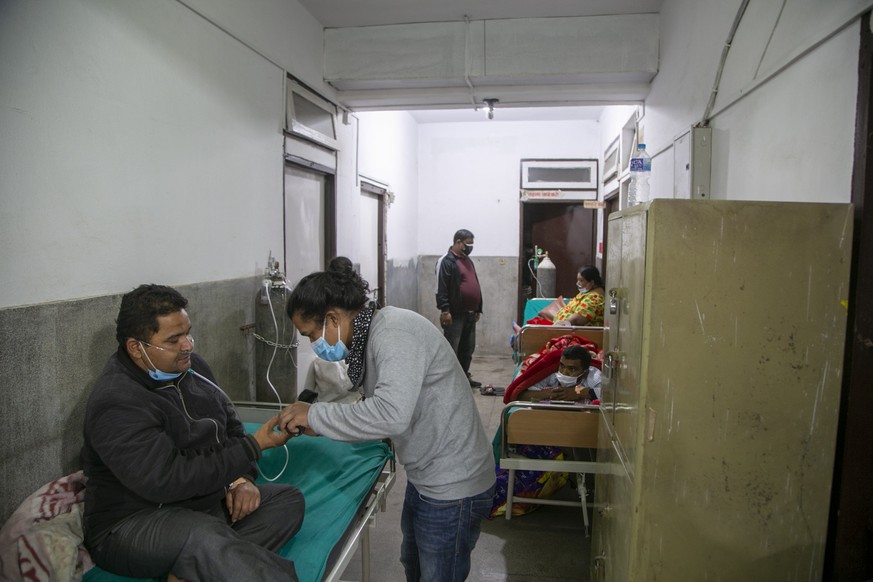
480;385;505;396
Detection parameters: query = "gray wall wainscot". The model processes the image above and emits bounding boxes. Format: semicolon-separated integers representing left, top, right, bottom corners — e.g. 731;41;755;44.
418;255;517;358
0;276;264;525
385;257;419;311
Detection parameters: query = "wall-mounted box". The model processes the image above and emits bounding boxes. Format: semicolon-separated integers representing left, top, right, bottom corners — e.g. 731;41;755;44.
673;126;712;200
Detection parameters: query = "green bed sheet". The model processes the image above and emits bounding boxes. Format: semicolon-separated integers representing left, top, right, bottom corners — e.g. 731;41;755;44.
83;423;391;582
522;297;568;323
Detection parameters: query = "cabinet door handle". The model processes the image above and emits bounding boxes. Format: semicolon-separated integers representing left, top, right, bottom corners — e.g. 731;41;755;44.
608;288;620;315
593;553;607;577
603;352;620;381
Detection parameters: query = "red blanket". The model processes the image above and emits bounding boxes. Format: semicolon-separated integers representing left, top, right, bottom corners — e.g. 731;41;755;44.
0;471;93;581
504;335;601;403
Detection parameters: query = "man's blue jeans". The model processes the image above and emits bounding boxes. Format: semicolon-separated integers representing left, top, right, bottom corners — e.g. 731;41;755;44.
400;481;495;582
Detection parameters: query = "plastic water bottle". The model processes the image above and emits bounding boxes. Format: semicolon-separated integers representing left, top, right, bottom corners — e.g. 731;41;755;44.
628;143;651;206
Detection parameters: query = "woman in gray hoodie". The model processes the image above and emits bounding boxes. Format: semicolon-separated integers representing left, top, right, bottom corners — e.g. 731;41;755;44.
279;268;495;582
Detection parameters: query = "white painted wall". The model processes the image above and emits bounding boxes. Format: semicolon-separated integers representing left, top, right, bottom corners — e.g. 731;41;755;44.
641;0;865;203
355;111;420;262
417;120;602;257
0;0;337;309
0;0;420;311
1;0;867;311
182;0;327;95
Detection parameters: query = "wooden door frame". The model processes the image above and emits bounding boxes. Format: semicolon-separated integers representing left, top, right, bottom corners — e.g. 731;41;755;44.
601;186;621;284
283;154;336;271
359;178;389;307
825;12;873;580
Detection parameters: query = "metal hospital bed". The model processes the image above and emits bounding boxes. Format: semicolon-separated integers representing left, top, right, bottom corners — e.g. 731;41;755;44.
512;296;606;364
500;313;610;535
82;403;396;582
498;401;606;534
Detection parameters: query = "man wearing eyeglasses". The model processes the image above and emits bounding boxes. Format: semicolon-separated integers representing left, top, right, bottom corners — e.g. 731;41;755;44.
81;284;304;581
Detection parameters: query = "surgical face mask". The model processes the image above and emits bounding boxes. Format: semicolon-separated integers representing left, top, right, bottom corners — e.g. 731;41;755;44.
555;372;580;387
139;341;186;381
312;319;349;362
148;368;184;381
462;243;473;256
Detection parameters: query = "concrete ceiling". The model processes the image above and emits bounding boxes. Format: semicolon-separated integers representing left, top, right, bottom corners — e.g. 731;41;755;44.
298;0;663;28
298;0;663;122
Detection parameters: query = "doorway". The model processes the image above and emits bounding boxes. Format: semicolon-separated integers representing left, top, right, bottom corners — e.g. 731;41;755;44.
601;189;621;285
358;178;389;307
282;158;336;395
517;202;597;322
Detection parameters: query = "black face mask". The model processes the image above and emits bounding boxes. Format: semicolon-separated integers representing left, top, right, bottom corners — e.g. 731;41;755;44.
462;243;473;256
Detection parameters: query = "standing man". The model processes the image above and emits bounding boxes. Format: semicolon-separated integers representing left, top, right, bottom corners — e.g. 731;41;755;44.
81;284;304;581
435;228;483;388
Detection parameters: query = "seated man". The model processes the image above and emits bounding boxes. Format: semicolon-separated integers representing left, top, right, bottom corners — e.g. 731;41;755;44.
81;284;304;581
516;345;601;403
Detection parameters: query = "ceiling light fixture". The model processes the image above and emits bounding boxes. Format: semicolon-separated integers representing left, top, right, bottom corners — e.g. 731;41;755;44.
482;98;499;120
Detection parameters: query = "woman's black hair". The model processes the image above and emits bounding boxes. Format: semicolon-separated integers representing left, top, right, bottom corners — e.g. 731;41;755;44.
578;265;604;289
287;269;370;324
327;255;354;274
562;344;592;368
116;284;188;347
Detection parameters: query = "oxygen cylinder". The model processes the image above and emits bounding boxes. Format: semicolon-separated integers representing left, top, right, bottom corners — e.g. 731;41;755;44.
254;256;297;403
536;252;557;298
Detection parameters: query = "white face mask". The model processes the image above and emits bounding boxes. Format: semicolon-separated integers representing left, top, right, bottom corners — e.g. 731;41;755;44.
577;284;588;293
555;372;580;387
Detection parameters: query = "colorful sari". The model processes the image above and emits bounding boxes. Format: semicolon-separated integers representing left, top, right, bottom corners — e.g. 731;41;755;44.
554;290;604;326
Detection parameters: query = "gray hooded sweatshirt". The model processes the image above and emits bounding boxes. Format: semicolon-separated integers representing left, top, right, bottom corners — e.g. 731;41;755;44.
307;306;495;500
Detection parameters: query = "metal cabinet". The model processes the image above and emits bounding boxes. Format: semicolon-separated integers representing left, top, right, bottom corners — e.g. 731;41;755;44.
592;200;852;581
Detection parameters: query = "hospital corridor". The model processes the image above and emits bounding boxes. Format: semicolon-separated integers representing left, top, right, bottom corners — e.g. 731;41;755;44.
2;0;873;581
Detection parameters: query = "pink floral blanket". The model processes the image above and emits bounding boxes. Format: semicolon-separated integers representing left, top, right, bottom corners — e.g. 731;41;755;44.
0;471;94;582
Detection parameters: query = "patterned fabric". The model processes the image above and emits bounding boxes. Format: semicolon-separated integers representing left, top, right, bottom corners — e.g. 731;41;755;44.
0;471;94;582
347;301;377;389
553;290;605;326
490;445;568;518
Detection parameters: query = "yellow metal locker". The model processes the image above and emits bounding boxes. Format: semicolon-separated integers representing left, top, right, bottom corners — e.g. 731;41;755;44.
592;200;852;581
